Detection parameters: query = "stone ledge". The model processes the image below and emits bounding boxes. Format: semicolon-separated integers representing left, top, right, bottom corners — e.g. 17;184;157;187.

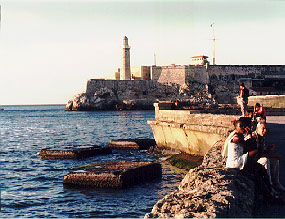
63;161;162;189
39;146;111;159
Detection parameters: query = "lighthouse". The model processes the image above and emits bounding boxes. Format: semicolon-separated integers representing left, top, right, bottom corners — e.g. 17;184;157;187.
121;36;131;80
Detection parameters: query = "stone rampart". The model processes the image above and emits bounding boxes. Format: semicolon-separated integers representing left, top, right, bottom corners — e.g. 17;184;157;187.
152;64;285;86
86;79;159;96
186;65;209;84
157;65;186;85
148;103;238;155
208;65;285;77
151;65;209;86
151;64;285;104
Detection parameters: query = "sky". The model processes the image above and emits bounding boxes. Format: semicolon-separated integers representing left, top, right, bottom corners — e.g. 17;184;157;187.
0;0;285;105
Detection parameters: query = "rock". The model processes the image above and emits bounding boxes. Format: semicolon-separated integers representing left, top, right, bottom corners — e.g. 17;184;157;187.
144;142;255;218
40;145;111;159
65;80;216;111
63;161;162;189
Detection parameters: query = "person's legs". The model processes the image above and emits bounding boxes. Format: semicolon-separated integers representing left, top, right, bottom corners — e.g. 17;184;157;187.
240;100;246;116
258;157;272;185
243;102;247;116
270;158;285;193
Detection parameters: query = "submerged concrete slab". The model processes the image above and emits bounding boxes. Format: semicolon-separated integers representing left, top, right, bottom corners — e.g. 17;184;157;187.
40;146;111;159
108;139;156;150
63;161;162;189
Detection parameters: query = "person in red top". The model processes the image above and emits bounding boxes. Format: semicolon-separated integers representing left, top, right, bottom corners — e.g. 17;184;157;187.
254;103;266;122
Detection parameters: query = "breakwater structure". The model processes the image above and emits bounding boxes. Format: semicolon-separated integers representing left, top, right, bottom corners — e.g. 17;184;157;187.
63;161;162;189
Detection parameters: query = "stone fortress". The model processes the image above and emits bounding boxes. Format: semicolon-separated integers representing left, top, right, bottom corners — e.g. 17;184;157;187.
65;36;285;111
117;36;285;95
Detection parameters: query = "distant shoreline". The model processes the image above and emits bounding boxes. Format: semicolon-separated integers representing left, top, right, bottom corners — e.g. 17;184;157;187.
1;104;66;107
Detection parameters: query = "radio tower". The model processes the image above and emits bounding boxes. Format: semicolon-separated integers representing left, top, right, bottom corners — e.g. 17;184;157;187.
211;23;216;65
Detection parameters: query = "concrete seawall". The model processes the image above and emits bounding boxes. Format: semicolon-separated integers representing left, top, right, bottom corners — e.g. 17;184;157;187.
148;102;238;155
248;95;285;108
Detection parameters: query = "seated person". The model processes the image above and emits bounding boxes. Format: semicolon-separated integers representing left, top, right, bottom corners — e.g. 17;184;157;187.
251;122;285;193
225;119;281;200
225;119;258;170
222;117;252;158
254;103;266;122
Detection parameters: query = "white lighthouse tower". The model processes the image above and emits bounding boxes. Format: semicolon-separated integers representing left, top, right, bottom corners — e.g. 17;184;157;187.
121;36;131;80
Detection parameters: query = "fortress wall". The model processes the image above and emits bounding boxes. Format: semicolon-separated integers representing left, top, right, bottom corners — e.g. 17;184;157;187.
186;66;209;84
208;65;285;77
86;79;160;96
157;65;186;85
152;65;209;85
151;65;285;87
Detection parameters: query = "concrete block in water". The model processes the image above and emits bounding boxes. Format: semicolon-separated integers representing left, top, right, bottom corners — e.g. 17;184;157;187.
63;161;162;189
39;146;111;159
108;139;156;150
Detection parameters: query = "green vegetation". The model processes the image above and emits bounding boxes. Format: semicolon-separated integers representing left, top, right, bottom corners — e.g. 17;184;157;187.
167;154;203;171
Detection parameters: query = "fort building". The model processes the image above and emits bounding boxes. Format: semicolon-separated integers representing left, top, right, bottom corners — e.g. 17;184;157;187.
114;36;285;97
191;55;209;66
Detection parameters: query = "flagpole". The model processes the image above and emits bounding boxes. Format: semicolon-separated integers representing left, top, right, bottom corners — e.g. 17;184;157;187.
211;23;216;65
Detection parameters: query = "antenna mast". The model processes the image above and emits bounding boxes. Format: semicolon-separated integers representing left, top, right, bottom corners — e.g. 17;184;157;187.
154;53;156;66
211;23;216;65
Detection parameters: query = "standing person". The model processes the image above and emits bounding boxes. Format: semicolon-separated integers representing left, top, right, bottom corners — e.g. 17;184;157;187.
239;83;249;116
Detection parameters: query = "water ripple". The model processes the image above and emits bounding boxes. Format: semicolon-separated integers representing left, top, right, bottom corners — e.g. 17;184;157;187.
0;105;184;218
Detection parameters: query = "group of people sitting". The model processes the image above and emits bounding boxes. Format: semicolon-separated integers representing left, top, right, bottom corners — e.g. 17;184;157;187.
222;103;284;201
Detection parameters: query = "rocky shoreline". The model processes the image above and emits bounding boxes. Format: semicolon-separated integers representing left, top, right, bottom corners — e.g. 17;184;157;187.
145;142;255;218
65;79;215;111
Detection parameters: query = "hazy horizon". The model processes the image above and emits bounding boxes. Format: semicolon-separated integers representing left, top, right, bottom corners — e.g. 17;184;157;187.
1;0;285;105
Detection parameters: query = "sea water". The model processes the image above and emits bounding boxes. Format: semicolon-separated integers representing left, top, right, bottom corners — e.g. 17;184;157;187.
0;105;185;218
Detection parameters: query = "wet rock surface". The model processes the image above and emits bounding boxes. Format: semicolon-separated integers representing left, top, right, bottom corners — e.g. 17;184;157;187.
63;161;162;189
39;146;111;159
145;142;255;218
